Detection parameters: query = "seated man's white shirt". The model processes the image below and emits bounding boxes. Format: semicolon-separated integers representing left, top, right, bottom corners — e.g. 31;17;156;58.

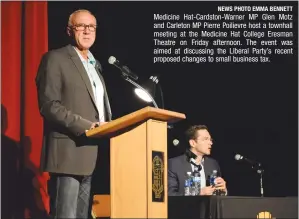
191;163;206;188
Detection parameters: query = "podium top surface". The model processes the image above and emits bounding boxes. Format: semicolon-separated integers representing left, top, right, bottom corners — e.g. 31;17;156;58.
86;106;186;138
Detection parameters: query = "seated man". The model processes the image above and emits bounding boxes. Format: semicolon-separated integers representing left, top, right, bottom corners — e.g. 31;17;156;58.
168;125;227;196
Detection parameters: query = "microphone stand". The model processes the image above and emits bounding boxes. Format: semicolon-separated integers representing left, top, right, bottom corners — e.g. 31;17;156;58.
257;168;264;197
252;163;264;197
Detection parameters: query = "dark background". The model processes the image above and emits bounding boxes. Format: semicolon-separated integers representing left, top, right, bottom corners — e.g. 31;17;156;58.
48;1;298;197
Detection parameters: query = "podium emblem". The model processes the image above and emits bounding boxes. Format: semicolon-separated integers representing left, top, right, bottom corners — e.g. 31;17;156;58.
152;151;164;202
257;211;273;219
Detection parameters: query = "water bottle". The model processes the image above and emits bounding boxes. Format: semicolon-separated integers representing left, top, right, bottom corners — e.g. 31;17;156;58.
193;172;201;196
210;170;219;195
190;175;196;196
184;172;192;196
209;170;217;185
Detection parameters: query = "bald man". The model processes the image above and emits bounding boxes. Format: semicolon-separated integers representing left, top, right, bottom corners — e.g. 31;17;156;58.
36;9;112;218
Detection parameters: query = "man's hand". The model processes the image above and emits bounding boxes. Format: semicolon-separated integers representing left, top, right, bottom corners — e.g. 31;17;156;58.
85;122;108;132
214;177;227;191
200;186;215;195
90;122;100;129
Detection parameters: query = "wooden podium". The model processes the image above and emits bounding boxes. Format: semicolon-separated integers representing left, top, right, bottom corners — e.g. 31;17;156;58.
86;107;186;218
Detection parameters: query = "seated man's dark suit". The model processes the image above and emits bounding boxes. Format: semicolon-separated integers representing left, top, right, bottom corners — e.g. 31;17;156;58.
168;154;222;196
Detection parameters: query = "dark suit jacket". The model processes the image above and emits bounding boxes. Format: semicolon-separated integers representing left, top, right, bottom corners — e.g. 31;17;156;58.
35;44;112;176
168;154;222;196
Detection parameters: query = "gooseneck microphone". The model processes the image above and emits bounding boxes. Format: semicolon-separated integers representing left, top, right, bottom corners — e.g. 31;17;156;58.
235;153;264;197
234;154;261;167
108;56;138;80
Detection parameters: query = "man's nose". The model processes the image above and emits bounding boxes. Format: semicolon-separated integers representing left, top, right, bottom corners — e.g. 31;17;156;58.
83;28;91;34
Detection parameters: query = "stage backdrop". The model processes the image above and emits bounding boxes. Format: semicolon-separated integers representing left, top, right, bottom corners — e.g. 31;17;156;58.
1;1;49;218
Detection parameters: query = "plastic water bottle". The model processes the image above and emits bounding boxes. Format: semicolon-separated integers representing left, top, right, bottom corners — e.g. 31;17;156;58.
184;172;192;196
193;172;201;196
210;170;218;195
210;170;217;185
190;175;196;196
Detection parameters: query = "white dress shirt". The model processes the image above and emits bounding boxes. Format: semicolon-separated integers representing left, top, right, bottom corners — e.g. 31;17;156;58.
74;47;105;122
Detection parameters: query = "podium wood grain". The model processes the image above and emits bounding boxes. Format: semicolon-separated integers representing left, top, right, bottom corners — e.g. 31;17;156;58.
86;107;186;218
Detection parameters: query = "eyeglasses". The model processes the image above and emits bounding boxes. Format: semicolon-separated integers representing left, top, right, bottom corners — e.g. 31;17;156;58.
195;137;213;142
70;23;97;32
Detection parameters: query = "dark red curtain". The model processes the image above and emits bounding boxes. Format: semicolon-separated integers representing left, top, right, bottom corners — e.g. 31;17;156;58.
2;1;49;218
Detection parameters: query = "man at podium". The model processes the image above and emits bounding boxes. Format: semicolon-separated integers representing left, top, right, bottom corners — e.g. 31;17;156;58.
35;9;112;219
168;125;227;196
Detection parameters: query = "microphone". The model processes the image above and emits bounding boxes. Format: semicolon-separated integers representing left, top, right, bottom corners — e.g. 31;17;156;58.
235;154;261;167
95;61;102;73
173;139;179;146
108;56;138;80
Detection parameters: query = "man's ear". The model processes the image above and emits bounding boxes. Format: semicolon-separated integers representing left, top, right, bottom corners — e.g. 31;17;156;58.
67;27;72;37
189;139;195;148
